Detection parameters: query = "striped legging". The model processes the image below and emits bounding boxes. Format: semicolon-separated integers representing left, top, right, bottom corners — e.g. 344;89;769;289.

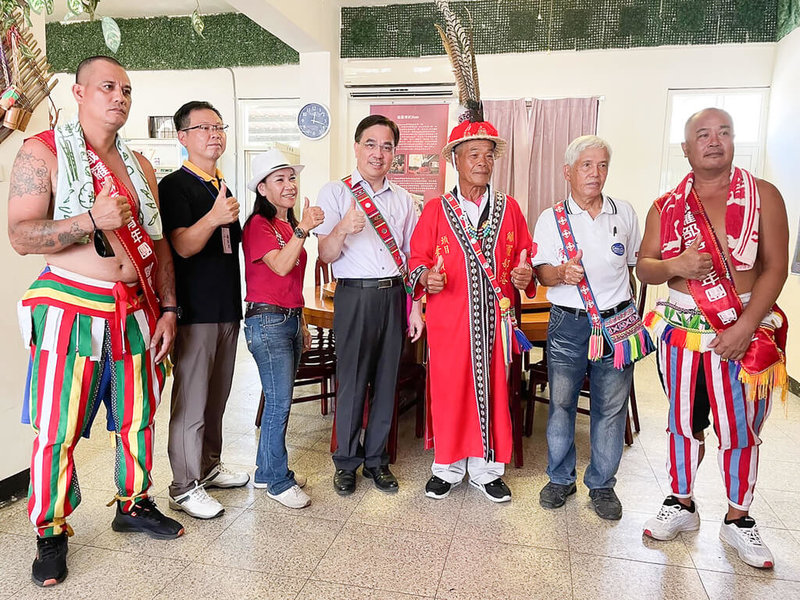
21;267;165;537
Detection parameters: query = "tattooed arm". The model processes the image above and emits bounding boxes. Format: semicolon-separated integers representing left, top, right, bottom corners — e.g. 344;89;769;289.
7;139;94;255
137;153;177;362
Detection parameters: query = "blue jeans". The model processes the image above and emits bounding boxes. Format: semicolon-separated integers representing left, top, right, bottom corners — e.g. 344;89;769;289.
244;313;302;495
545;305;633;490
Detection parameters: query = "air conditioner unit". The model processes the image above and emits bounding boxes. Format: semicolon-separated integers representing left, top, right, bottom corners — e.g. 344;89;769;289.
347;83;454;99
342;57;455;99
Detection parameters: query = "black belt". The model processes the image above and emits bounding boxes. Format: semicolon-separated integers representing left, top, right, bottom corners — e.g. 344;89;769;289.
553;300;631;320
245;302;302;319
337;277;403;289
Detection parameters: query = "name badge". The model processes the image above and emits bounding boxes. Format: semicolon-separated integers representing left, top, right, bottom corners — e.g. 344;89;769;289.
221;226;232;254
611;242;625;256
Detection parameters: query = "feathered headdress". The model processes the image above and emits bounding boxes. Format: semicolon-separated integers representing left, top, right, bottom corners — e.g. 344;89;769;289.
435;0;507;161
434;0;482;123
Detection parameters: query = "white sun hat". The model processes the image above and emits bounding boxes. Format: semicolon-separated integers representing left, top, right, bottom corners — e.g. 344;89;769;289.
247;148;305;192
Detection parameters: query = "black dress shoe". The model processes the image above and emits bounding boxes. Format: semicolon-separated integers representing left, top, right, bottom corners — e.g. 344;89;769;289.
333;469;356;496
362;465;399;493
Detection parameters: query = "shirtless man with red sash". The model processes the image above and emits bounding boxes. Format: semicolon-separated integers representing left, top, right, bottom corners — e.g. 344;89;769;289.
637;108;789;569
7;56;183;588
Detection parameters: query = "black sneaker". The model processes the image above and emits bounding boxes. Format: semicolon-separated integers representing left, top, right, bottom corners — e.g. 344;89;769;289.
111;497;185;540
469;477;512;503
539;481;577;509
31;532;69;587
589;487;623;520
425;475;460;499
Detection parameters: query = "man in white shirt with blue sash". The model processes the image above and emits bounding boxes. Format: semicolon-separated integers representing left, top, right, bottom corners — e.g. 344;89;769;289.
531;135;645;520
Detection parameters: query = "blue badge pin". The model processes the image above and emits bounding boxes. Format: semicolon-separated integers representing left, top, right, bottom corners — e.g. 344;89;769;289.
611;242;625;256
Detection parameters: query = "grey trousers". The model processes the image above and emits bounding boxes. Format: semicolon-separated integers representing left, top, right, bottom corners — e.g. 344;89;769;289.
332;283;405;471
168;322;239;497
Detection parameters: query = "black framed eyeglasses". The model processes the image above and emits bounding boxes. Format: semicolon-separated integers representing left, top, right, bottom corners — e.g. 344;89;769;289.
180;124;229;134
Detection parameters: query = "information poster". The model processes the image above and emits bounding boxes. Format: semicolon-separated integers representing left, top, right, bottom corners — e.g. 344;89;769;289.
370;104;449;211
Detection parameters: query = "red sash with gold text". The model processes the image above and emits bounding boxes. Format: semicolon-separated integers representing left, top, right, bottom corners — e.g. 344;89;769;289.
680;189;786;400
33;130;161;331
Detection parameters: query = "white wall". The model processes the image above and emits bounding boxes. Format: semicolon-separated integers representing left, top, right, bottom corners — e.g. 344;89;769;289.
50;64;302;203
344;43;776;225
765;26;800;377
0;14;48;481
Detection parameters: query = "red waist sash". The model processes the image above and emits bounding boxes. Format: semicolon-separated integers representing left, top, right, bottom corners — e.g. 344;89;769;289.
676;189;786;401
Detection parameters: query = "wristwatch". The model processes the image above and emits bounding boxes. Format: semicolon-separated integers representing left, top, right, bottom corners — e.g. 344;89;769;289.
161;305;182;318
293;227;307;239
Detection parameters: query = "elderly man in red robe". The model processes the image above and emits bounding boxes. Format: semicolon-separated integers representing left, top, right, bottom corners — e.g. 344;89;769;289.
409;118;535;503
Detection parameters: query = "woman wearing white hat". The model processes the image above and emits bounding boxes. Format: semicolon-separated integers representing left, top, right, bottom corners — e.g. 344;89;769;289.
242;149;324;508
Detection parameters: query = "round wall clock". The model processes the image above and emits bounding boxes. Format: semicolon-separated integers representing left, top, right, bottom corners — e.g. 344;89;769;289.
297;102;331;140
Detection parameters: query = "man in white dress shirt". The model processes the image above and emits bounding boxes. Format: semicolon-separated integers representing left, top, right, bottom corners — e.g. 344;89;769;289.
531;135;642;520
316;115;422;496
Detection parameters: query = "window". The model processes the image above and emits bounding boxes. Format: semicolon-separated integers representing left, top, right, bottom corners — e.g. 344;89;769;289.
660;88;769;194
237;98;301;210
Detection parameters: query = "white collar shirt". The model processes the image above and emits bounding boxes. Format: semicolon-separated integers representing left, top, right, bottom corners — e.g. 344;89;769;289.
531;194;642;311
314;169;418;279
455;182;491;227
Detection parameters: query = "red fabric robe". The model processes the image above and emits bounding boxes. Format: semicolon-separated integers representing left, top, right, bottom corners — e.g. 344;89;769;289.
409;191;535;464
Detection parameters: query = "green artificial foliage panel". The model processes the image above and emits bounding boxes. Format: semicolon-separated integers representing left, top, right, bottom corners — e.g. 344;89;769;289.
46;12;299;73
777;0;800;38
340;0;780;58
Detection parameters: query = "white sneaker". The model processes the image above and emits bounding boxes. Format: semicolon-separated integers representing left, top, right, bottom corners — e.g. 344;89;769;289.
202;464;250;489
253;474;306;489
267;485;311;509
643;496;700;540
719;517;775;569
169;484;224;519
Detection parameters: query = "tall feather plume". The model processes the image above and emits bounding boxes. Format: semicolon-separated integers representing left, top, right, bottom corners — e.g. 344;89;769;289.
434;0;482;122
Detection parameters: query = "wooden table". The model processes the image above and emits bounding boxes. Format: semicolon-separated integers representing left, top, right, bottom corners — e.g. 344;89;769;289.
303;285;335;329
303;284;551;332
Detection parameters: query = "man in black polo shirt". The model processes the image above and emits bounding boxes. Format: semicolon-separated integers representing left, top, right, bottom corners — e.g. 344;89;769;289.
158;101;248;520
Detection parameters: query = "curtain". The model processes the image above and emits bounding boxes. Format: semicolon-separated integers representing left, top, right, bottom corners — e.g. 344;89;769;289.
484;97;599;225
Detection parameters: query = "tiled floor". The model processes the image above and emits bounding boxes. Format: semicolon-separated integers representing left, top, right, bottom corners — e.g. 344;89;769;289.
2;344;800;599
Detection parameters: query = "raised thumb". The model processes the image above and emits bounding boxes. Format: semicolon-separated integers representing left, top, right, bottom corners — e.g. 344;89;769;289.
350;198;357;211
689;236;701;249
572;249;584;263
434;254;444;272
218;181;227;198
518;249;528;267
303;197;310;210
101;177;112;194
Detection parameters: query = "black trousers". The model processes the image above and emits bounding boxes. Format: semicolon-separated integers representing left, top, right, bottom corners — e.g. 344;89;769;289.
332;283;406;470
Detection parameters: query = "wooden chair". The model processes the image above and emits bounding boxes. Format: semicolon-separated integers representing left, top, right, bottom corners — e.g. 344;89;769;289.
509;289;526;467
329;338;425;464
254;347;337;427
254;260;337;427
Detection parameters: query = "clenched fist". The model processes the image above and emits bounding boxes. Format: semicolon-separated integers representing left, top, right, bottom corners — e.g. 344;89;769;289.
339;199;366;235
91;177;132;230
676;237;713;280
510;249;533;290
423;254;446;294
298;197;325;233
560;249;585;286
208;182;240;227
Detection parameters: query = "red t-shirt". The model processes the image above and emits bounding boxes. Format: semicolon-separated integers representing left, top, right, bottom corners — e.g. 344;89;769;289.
242;215;307;308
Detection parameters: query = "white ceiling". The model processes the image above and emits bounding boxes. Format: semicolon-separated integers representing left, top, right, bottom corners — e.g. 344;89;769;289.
46;0;429;22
